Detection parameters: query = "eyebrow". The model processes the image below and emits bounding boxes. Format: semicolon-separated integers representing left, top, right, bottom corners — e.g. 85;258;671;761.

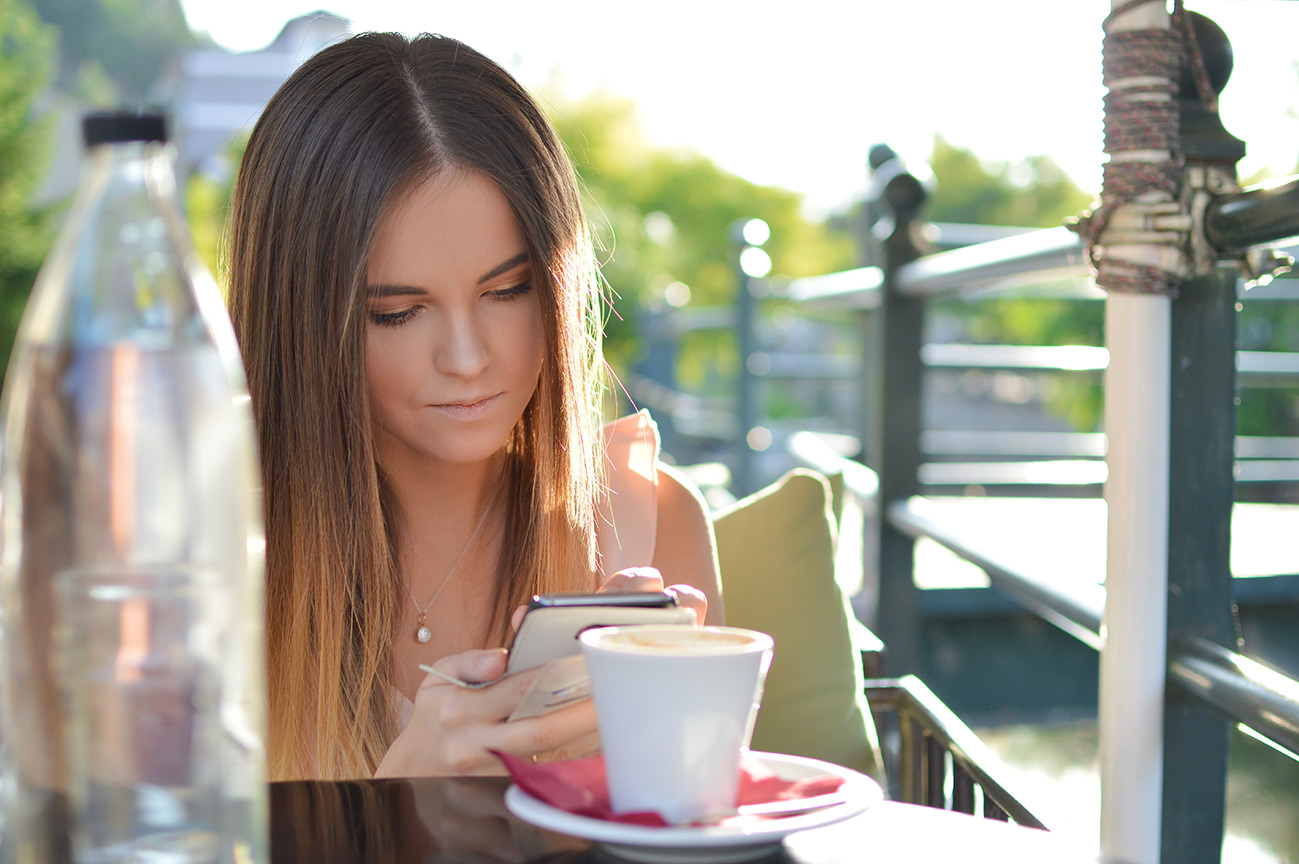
367;251;530;298
477;251;529;285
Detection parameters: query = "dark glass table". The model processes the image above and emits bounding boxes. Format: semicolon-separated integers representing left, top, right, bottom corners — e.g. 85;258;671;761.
271;776;1097;864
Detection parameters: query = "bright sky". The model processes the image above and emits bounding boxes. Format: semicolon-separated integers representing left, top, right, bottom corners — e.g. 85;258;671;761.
178;0;1299;218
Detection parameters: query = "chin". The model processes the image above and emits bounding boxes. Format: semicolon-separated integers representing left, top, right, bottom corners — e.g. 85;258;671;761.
425;420;519;466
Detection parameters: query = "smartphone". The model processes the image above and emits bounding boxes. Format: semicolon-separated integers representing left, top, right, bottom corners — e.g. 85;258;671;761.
504;591;695;676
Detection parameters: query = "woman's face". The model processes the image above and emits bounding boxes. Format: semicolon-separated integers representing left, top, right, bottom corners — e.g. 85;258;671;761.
364;169;544;471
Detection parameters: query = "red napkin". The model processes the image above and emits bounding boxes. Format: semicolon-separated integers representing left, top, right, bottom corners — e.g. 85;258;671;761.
495;750;844;827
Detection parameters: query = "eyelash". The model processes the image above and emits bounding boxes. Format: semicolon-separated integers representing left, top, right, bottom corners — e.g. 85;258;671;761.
369;308;417;327
490;282;533;301
367;283;534;328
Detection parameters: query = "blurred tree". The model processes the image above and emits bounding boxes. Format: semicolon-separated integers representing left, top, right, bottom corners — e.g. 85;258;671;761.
184;135;246;289
0;0;56;373
926;135;1093;229
921;136;1105;431
30;0;196;103
548;91;855;379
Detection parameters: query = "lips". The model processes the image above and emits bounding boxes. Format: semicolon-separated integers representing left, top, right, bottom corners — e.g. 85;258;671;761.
432;394;500;421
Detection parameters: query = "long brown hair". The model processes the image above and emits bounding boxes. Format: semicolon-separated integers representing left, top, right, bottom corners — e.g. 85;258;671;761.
226;32;604;780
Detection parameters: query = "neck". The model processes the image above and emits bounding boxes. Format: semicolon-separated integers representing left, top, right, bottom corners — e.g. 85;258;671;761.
384;451;507;581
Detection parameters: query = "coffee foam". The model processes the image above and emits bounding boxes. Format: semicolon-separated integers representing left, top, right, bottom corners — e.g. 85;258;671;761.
584;625;769;656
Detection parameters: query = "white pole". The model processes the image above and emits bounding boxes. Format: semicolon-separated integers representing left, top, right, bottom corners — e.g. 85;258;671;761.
1099;4;1174;864
1101;294;1170;864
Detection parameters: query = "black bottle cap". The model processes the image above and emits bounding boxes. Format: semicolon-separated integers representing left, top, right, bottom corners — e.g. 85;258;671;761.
82;112;168;147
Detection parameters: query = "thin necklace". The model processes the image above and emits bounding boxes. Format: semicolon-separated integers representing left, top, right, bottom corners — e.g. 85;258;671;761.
406;481;502;644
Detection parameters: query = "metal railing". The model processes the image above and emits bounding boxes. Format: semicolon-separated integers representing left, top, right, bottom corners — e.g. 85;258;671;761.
867;675;1047;828
779;150;1299;864
759;12;1299;859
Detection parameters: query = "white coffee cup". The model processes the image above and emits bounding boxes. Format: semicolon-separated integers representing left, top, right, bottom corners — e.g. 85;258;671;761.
578;624;773;825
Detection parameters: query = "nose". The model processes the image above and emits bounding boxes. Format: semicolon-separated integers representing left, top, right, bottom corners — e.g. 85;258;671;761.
434;307;490;380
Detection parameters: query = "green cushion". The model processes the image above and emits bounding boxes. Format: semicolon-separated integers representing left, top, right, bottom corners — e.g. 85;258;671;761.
713;469;882;781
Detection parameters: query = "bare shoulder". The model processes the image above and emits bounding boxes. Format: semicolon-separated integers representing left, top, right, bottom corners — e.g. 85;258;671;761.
656;462;710;524
653;462;724;624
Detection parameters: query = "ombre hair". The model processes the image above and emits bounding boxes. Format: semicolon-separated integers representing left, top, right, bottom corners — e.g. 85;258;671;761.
226;32;604;780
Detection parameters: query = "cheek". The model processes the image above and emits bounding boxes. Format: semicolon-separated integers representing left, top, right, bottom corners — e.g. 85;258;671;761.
527;314;544;375
501;300;545;383
364;332;411;420
525;311;546;388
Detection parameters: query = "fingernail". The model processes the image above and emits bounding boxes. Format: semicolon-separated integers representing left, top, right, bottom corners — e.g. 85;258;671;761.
480;649;506;677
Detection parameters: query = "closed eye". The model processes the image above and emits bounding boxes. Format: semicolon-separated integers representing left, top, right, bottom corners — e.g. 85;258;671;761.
369;306;420;327
488;282;533;301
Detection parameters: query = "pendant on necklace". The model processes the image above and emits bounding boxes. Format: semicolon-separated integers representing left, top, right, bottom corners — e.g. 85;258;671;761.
415;626;432;644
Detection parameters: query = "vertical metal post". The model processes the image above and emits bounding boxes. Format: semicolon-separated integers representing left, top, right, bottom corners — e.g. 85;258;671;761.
1161;14;1245;864
868;154;929;675
735;260;758;498
1161;268;1237;864
731;218;770;499
857;144;899;473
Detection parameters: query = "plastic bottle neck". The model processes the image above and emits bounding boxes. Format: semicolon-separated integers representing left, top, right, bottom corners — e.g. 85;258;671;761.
81;139;180;208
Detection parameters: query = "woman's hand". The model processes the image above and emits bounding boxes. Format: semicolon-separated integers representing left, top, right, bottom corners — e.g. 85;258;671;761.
374;648;597;778
507;566;708;634
598;566;708;625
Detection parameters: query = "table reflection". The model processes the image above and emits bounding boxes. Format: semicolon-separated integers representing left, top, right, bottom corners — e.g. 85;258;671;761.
271;776;603;864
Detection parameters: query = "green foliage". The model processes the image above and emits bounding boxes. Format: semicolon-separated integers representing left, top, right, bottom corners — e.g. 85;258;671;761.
30;0;194;103
0;0;56;372
183;135;245;293
924;136;1105;431
927;135;1094;229
1238;299;1299;439
548;92;855;377
184;171;228;286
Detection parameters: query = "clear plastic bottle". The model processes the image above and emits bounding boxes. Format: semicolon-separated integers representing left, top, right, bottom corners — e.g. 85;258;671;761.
0;113;267;863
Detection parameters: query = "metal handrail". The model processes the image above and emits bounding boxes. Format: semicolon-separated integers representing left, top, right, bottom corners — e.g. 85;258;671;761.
769;187;1299;315
894;226;1089;300
921;430;1299;460
785;266;883;311
922;344;1299;381
877;175;1299;299
884;498;1105;650
923;343;1107;372
1168;637;1299;759
826;450;1299;762
882;491;1299;763
1206;175;1299;255
787;405;1299;767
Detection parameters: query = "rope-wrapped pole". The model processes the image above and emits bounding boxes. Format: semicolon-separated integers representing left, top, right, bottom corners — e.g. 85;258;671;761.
1091;2;1195;863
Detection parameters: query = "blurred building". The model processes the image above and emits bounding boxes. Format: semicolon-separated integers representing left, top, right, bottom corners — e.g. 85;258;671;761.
159;11;351;179
36;11;350;204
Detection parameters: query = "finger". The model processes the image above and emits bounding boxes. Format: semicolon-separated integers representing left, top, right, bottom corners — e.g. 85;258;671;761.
535;728;602;763
665;583;707;625
510;605;528;634
421;648;509;689
490;698;599;761
421;664;554;731
597;566;665;594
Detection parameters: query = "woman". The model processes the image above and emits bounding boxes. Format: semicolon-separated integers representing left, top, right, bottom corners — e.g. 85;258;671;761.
226;32;722;780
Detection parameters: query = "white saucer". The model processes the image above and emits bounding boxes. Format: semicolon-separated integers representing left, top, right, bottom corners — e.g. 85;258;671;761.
504;751;883;863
